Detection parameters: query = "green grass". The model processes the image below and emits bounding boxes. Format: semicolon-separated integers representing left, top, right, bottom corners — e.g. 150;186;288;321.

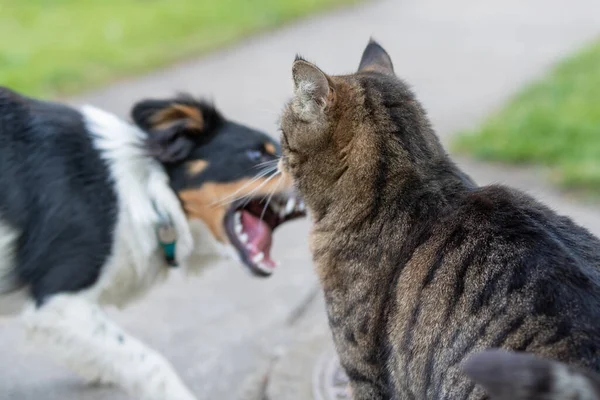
0;0;358;97
453;39;600;196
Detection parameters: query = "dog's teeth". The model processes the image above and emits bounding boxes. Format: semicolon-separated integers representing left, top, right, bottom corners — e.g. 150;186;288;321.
234;213;243;234
239;233;248;243
260;261;279;271
252;252;265;263
285;198;296;214
298;200;305;211
258;261;275;272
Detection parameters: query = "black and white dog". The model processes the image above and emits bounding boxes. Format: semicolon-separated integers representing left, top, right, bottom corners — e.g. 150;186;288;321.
0;87;304;400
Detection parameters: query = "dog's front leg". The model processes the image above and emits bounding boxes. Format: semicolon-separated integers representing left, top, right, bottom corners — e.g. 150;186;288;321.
21;294;196;400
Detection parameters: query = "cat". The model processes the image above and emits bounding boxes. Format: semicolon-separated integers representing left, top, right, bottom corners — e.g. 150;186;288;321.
277;39;600;399
463;349;600;399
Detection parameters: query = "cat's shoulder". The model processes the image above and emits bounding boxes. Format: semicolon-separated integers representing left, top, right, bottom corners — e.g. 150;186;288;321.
454;184;598;245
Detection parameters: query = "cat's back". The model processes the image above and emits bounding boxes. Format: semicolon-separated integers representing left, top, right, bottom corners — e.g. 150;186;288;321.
452;184;600;354
392;184;600;399
459;184;600;356
458;184;600;282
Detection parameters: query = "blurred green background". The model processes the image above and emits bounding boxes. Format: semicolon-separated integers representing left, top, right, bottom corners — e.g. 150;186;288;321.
0;0;598;196
0;0;357;97
454;39;600;198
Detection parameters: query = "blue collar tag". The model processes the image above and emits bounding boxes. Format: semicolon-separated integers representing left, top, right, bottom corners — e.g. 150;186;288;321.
157;223;178;267
153;202;178;268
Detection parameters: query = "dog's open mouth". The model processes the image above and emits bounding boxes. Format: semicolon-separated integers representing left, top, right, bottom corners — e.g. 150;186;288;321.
224;194;306;276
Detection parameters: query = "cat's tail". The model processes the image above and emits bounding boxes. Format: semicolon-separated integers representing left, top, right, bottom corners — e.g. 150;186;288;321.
462;349;600;400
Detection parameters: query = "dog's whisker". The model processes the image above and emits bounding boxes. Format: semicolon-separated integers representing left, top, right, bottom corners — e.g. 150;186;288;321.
253;159;279;169
259;177;283;223
210;167;277;206
215;170;280;207
255;164;277;173
243;171;280;200
259;194;275;222
241;192;268;208
255;164;278;176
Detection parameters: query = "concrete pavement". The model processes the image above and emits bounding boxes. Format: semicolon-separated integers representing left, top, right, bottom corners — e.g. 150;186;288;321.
1;0;600;399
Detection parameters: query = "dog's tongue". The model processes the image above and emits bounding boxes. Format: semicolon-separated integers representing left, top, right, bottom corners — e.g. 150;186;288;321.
241;210;276;268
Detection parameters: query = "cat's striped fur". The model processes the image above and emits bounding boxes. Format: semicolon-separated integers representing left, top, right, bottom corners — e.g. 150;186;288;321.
278;40;600;399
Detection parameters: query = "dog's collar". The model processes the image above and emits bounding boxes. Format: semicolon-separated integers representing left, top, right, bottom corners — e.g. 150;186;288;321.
153;202;178;268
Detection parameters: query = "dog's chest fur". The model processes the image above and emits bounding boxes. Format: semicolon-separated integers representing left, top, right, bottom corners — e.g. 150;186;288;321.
79;106;194;307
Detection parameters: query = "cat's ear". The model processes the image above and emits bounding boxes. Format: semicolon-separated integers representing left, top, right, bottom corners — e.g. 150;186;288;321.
358;39;394;75
291;57;333;121
131;97;208;163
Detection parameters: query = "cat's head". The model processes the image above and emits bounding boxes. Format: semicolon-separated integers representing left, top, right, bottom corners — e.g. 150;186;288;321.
463;349;600;400
278;40;446;221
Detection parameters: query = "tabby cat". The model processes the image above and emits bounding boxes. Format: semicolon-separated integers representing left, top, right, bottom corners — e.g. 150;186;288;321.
277;40;600;399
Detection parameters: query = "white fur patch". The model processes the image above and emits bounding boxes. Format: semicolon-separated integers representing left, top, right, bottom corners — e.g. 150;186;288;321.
80;105;193;307
0;218;19;295
22;295;196;400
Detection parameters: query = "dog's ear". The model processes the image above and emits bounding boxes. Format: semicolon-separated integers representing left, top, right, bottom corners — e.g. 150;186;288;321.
132;96;217;163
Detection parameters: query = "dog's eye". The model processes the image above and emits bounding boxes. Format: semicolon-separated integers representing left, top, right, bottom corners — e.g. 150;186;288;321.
246;150;263;161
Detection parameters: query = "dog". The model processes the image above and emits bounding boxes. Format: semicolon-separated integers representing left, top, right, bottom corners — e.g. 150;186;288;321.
0;87;305;400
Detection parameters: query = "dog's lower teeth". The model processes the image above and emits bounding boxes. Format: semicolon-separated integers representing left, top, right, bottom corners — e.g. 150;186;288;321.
234;219;243;235
239;233;248;243
258;261;274;271
259;260;278;270
252;252;265;263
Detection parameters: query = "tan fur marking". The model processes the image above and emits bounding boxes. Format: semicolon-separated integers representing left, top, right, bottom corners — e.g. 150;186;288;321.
264;142;277;155
178;173;293;243
151;104;204;131
186;160;209;175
